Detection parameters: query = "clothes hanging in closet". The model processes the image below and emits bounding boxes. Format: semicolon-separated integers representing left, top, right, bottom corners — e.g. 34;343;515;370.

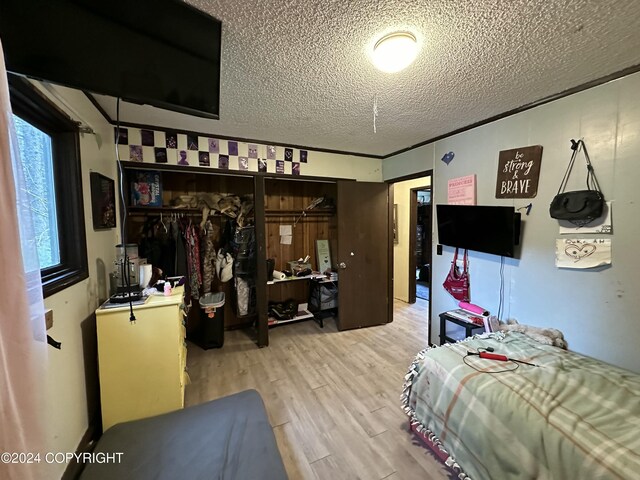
138;216;177;278
182;219;202;299
201;220;220;294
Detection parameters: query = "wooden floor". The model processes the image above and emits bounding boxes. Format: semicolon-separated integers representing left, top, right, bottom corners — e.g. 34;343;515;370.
185;299;452;480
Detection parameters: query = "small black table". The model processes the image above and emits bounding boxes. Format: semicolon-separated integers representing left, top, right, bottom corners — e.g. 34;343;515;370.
439;311;485;345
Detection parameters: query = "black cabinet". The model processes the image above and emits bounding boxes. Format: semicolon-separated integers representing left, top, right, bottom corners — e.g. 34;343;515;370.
439;311;485;345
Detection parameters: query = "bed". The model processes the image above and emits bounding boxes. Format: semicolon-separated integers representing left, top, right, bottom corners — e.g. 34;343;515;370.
80;389;288;480
402;331;640;480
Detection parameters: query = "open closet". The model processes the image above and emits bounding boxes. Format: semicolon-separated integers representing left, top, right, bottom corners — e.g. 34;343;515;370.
119;161;392;347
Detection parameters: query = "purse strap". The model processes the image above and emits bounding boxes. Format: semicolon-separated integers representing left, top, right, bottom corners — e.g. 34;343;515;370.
450;248;468;274
557;139;602;195
462;248;468;273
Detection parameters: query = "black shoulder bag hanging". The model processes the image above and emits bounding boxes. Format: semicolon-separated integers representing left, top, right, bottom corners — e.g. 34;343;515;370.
549;139;605;226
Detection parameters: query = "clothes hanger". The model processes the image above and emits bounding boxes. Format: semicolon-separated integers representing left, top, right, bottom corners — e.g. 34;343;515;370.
160;212;168;233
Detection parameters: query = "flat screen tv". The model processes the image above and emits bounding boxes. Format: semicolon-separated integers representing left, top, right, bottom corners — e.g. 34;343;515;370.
0;0;221;119
436;204;521;257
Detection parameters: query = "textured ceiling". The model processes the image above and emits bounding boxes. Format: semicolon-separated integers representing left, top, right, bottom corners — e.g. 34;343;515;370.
93;0;640;157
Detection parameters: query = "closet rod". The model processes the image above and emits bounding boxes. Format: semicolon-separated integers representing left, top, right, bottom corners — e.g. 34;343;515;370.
127;211;210;218
127;206;201;214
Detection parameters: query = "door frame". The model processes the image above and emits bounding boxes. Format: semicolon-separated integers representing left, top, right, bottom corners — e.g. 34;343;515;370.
386;169;434;345
387;183;394;323
408;184;432;304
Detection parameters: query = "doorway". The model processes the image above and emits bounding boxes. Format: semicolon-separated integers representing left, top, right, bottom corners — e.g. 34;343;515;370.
388;172;432;305
409;189;431;303
388;170;433;343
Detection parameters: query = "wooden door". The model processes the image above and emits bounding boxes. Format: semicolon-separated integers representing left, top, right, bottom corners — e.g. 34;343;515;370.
337;181;391;330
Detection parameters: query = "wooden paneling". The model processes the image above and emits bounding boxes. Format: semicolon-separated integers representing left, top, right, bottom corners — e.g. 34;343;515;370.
267;281;309;303
265;216;334;273
264;179;338;274
157;172;254;207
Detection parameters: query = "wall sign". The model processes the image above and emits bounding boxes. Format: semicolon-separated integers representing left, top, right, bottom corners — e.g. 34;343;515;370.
495;145;543;198
447;174;476;205
556;238;611;269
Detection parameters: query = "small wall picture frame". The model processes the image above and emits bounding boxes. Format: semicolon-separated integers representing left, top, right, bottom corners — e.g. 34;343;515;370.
90;172;116;229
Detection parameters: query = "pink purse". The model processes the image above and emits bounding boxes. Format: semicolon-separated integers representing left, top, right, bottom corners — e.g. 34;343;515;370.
443;248;470;301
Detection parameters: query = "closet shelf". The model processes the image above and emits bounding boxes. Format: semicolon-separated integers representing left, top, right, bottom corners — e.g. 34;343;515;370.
267;273;327;285
264;208;335;217
268;310;315;326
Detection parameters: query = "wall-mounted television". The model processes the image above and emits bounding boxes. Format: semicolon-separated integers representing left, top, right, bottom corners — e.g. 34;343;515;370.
0;0;221;119
436;205;521;257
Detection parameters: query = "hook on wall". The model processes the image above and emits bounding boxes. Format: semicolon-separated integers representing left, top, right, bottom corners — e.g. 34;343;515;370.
47;335;61;349
517;203;533;216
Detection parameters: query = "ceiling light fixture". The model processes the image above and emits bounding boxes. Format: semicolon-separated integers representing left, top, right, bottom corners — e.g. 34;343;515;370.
372;32;419;73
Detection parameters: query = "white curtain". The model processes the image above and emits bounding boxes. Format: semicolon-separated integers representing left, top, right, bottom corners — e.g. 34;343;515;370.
0;39;49;479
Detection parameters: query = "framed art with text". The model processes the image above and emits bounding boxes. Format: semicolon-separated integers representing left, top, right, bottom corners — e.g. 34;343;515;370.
495;145;543;198
90;172;116;229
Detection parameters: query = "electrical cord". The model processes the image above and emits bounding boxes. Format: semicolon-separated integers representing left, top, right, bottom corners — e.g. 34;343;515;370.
497;256;505;321
114;97;136;323
115;98;127;245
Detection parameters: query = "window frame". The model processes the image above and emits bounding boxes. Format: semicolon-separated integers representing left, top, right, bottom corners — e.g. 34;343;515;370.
9;75;88;297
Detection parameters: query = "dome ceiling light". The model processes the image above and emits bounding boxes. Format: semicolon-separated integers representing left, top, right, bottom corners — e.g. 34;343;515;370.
371;32;419;73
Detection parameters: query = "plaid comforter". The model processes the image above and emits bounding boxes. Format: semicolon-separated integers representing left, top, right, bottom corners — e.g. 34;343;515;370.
401;332;640;480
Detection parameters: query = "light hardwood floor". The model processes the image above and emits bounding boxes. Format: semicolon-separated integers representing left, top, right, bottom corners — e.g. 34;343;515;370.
185;299;452;480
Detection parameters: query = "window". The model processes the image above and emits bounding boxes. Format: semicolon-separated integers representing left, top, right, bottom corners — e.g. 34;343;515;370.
9;75;88;297
13;115;60;269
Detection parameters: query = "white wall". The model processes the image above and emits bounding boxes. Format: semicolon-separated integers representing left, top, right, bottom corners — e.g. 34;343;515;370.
393;176;431;302
382;143;434;180
301;150;382;181
31;84;118;478
383;71;640;373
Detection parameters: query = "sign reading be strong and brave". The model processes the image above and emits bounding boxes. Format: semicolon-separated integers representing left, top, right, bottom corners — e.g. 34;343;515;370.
495;145;543;199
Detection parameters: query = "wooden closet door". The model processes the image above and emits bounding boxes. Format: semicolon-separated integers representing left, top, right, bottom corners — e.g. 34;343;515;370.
337;181;391;330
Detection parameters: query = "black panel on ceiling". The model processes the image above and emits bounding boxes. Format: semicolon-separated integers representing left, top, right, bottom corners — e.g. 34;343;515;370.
0;0;222;119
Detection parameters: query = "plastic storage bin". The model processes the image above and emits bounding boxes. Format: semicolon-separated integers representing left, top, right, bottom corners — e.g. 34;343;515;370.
195;292;225;349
